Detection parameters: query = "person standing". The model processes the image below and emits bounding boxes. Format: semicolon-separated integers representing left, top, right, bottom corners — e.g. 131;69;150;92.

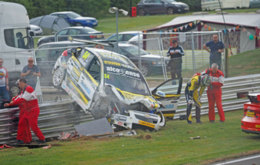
167;40;184;79
21;57;41;89
203;34;224;70
185;72;211;124
0;58;10;106
4;78;45;144
206;63;225;122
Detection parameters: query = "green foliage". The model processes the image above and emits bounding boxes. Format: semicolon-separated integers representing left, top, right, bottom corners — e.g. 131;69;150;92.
2;0;110;18
178;0;201;11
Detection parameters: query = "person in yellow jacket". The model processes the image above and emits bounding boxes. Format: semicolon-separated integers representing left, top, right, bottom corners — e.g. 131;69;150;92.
185;72;211;124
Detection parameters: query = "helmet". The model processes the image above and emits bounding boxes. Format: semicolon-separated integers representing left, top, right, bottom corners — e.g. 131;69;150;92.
201;74;211;86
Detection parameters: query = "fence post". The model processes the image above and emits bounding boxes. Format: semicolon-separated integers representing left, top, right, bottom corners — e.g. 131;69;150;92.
158;37;168;80
191;32;196;72
225;48;228;78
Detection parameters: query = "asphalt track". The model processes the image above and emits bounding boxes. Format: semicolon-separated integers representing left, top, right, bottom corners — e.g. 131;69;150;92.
213;154;260;165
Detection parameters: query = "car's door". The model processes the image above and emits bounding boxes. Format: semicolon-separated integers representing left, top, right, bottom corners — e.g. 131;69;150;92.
63;49;100;111
152;78;183;118
153;0;166;14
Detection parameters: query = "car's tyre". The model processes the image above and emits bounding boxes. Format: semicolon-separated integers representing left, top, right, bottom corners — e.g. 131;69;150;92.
167;8;174;15
138;9;145;16
52;67;66;87
139;64;149;77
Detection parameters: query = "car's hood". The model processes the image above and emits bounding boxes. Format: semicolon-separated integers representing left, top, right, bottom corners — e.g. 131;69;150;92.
171;2;186;6
141;54;170;60
75;16;96;21
112;86;160;110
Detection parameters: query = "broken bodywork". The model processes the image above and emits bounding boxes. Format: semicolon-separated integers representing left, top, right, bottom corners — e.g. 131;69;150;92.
52;47;182;130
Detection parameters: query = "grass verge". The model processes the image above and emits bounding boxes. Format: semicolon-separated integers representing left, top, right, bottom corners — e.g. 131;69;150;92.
228;48;260;77
1;110;260;165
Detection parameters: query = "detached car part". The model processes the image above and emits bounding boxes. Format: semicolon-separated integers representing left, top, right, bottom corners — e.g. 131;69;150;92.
111;110;165;131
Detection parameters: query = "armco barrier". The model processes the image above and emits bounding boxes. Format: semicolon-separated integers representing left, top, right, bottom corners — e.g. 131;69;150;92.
0;100;93;145
0;74;260;144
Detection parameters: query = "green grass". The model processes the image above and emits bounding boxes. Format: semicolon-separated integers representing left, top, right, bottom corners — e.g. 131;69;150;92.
1;110;260;165
228;48;260;77
95;8;259;33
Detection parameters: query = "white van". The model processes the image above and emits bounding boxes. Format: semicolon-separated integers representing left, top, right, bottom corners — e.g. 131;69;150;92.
201;0;250;11
0;2;34;95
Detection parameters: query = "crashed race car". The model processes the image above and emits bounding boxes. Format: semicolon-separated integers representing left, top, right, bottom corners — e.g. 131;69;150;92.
241;93;260;134
52;47;182;130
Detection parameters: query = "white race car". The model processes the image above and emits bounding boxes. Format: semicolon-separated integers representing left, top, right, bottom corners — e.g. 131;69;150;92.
52;47;182;130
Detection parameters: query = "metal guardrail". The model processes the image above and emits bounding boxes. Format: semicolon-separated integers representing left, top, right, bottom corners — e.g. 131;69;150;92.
173;74;260;119
0;74;259;145
0;100;93;145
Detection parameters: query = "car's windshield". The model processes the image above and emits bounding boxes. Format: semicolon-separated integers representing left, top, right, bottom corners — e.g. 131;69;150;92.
104;64;150;96
121;45;148;56
67;12;81;18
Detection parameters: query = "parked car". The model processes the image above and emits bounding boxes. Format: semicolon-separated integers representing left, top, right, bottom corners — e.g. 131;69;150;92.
50;11;98;27
35;41;85;86
250;0;260;8
104;43;169;76
29;24;43;36
37;26;104;46
201;0;250;11
137;0;189;15
106;31;142;42
241;93;260;134
52;46;182;129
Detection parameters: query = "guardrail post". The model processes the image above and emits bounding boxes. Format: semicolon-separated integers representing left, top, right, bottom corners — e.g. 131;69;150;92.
225;48;228;77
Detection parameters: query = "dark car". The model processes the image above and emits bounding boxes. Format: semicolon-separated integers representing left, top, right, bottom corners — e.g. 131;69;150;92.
104;43;169;76
50;11;98;27
250;0;260;8
35;41;85;86
37;26;104;46
137;0;189;15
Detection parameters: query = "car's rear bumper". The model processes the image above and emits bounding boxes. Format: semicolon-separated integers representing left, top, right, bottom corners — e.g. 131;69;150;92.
241;116;260;134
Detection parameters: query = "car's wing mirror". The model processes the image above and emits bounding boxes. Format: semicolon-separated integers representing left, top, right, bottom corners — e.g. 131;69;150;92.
155;90;166;97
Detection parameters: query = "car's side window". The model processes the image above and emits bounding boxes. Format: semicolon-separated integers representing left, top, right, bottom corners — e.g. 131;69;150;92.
69;29;79;36
87;57;101;82
79;50;94;68
57;29;68;36
123;34;135;41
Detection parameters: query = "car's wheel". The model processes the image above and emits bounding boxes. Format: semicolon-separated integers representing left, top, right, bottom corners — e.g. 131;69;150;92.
139;64;149;77
52;67;66;87
167;8;174;15
138;9;145;16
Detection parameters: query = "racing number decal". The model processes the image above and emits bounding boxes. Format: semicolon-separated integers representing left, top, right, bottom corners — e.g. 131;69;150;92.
82;51;91;61
104;74;110;79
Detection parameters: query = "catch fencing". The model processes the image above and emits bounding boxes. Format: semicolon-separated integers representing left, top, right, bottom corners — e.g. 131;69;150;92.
0;74;259;145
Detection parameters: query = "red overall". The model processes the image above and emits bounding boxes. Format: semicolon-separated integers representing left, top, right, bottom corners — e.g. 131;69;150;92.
9;85;45;143
206;69;225;122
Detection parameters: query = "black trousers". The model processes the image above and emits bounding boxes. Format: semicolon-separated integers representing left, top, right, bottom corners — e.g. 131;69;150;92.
168;58;182;79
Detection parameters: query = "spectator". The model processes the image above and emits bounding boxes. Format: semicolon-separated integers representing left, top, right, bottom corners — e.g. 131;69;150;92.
0;58;10;107
21;57;41;89
203;34;224;70
4;78;45;144
206;63;225;122
167;40;184;79
185;72;211;124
